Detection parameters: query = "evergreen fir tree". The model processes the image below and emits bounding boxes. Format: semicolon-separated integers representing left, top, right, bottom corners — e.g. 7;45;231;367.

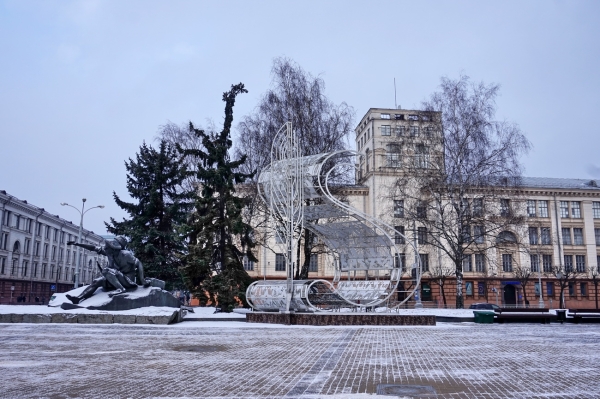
105;140;192;290
183;83;256;312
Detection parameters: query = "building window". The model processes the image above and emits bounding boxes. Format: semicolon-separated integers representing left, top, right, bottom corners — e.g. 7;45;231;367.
22;261;28;277
560;201;569;218
530;254;540;273
581;282;588;297
11;259;18;275
275;253;286;271
394;226;405;244
33;262;38;277
410;125;420;136
308;254;318;272
419;253;429;272
502;254;513;272
408;114;419;121
50;265;55;279
417;227;428;245
381;125;391;136
562;228;572;245
14;214;21;229
51;246;57;260
1;233;8;250
395;253;406;271
543;254;553;273
394;200;404;218
414;144;429;168
595;228;600;246
477;281;486;296
34;241;40;256
538;201;549;217
593;202;600;218
546;282;554;297
528;227;538;245
475;253;485;273
473;225;485;244
527;200;536;217
242;256;254;271
416;202;427;219
576;255;586;273
461;225;471;242
568;282;575;297
380;113;390;119
394;114;404;120
573;228;584;245
564;255;573;272
541;227;551;245
43;244;49;259
275;226;285;244
24;239;30;255
500;199;511;217
385;145;402;168
462;254;472;272
45;225;51;239
395;126;404;136
0;257;5;274
35;222;42;236
42;263;46;278
2;210;10;226
534;282;540;296
571;202;581;218
12;240;20;253
473;198;484;217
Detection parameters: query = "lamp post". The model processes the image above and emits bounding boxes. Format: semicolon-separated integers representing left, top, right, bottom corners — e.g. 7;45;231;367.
60;199;104;288
538;269;545;308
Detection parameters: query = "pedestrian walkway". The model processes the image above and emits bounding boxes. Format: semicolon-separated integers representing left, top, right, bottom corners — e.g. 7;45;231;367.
0;322;598;398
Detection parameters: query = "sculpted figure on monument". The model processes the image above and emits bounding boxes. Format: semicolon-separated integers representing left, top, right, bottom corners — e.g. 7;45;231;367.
66;236;152;304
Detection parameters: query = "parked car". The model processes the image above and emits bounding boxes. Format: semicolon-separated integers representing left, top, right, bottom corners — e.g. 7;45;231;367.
469;303;500;310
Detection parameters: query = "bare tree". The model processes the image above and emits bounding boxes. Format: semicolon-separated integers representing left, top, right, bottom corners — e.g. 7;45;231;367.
429;258;455;308
386;75;531;308
550;264;583;309
234;57;355;279
513;263;533;307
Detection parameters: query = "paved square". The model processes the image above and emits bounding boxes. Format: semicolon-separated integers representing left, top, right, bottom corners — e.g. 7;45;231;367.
1;322;599;398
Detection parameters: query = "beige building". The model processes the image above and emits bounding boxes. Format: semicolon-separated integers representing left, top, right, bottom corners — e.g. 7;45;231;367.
0;190;106;304
246;108;600;309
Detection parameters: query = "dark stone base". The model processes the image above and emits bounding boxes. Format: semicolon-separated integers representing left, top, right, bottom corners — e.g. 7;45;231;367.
60;287;181;311
246;312;436;326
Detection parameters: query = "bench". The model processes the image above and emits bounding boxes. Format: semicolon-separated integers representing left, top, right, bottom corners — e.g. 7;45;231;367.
567;309;600;324
494;307;556;324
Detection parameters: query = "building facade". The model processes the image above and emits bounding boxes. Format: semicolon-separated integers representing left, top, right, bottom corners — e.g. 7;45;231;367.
0;190;106;304
245;108;600;309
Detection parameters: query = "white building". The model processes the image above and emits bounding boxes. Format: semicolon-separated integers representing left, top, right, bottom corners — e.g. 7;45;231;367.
0;190;106;304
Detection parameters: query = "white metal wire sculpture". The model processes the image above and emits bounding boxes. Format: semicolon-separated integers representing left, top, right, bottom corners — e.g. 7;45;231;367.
248;123;421;312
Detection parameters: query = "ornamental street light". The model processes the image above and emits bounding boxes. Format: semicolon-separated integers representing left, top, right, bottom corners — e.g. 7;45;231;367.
60;199;104;288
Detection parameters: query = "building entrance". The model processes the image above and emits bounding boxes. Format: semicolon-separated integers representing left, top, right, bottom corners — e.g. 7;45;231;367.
503;284;516;305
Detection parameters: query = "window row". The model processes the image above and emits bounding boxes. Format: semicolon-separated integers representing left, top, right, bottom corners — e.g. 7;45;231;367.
394;226;429;245
0;257;95;281
380;125;435;138
385;145;430;168
393;200;427;219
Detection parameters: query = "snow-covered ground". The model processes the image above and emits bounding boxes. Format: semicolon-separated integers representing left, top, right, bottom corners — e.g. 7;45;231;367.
0;304;178;316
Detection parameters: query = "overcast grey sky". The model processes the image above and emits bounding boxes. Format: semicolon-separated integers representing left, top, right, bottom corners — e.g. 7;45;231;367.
1;0;599;235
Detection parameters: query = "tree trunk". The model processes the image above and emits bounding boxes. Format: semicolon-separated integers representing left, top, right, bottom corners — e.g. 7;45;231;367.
521;284;529;307
455;261;464;309
559;285;566;309
440;282;447;308
299;228;312;280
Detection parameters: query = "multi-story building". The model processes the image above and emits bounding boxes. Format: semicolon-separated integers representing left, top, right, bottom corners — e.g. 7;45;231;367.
246;107;600;309
0;190;106;304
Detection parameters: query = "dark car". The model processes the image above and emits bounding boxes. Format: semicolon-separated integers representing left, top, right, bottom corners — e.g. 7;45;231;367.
469;303;500;310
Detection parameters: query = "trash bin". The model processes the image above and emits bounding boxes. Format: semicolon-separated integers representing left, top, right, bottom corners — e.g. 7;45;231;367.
555;309;567;324
473;311;495;324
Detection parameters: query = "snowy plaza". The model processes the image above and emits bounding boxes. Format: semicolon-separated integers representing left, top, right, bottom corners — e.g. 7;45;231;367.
1;318;599;398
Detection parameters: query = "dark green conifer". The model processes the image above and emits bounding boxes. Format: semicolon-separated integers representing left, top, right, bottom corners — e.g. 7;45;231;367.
106;140;192;290
183;83;256;312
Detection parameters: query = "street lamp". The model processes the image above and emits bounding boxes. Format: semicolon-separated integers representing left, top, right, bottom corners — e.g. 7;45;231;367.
538;268;545;309
60;199;104;288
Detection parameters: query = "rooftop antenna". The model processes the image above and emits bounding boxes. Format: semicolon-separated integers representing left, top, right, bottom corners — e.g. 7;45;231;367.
394;78;397;109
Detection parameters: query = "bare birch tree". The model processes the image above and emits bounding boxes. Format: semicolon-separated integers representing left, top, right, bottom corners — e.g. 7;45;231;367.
234;57;355;279
386;75;531;308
